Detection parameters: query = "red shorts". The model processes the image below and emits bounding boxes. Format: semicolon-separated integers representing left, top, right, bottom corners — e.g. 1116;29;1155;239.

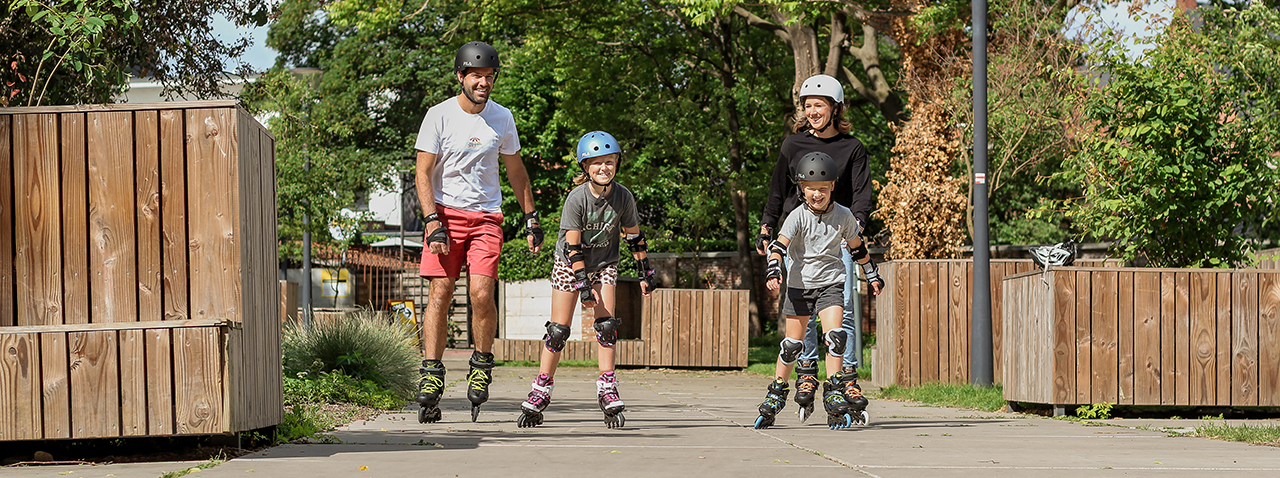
419;205;504;280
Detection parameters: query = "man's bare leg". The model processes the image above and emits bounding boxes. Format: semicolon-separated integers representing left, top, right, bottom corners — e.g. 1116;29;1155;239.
415;275;456;424
464;274;498;421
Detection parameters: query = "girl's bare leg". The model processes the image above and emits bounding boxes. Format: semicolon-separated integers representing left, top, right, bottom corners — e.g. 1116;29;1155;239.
539;288;579;378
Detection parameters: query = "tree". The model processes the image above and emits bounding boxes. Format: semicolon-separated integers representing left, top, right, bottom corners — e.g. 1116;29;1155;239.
1;0;271;106
1053;4;1280;267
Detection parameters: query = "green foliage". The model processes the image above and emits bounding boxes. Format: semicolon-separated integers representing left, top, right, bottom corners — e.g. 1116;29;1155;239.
282;310;420;398
1194;418;1280;446
877;383;1006;412
283;371;405;409
2;1;271;106
497;237;556;281
1052;5;1280;267
1075;402;1115;420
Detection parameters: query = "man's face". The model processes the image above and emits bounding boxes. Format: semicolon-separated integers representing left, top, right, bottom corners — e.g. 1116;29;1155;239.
458;67;496;104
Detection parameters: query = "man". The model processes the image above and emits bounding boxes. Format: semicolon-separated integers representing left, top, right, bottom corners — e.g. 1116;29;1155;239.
413;41;543;423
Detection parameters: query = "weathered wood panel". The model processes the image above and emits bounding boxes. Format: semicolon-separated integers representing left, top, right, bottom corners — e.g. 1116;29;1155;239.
1075;271;1091;404
920;263;938;383
40;332;70;439
0;334;41;440
1135;272;1162;404
1092;271;1118;404
174;327;223;434
61;114;89;325
0;116;13;327
70;330;119;437
1174;273;1191;405
1258;273;1280;407
1190;272;1217;406
1117;271;1135;404
1052;268;1075;404
948;263;967;382
187;109;240;323
136;111;162;323
160;110;189;321
1159;273;1176;404
146;329;174;435
120;329;147;436
1232;272;1258;406
14;114;63;326
88;111;138;323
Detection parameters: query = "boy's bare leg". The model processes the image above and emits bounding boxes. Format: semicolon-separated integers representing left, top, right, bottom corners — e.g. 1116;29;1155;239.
818;306;845;375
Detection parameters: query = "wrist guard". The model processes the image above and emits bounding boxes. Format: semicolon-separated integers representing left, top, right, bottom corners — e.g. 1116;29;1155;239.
426;223;449;248
861;259;884;290
573;268;594;304
766;258;782;280
524;211;544;248
636;257;656;290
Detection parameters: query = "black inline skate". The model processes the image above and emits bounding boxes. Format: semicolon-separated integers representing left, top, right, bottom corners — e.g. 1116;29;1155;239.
754;378;789;429
823;375;853;430
597;371;626;429
466;351;495;422
840;368;870;426
518;373;553;428
415;360;446;423
793;360;820;423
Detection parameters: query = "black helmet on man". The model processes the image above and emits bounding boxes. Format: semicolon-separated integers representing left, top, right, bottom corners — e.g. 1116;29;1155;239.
454;41;501;72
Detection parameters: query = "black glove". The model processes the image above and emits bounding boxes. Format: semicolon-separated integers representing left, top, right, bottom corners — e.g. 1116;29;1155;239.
756;226;773;253
425;213;448;249
766;258;782;281
861;259;884;291
524;211;544;249
636;257;656;292
573;268;594;305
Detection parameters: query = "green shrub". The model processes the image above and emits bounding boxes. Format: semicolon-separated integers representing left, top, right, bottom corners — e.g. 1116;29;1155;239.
283;310;420;398
498;238;555;281
283;371;404;409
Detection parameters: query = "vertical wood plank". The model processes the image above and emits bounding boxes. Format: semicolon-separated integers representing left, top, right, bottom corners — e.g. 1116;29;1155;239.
949;263;967;383
1052;268;1075;404
717;291;729;367
0;116;13;327
737;290;749;367
990;262;1007;385
136;111;162;322
661;290;673;367
908;262;921;386
119;329;147;436
1190;272;1217;406
0;333;42;440
1232;272;1258;406
675;291;688;366
937;263;951;383
1135;272;1162;405
894;262;910;386
1258;273;1280;406
174;327;223;434
40;332;70;439
702;291;713;367
61;114;89;325
186;108;240;323
144;329;174;435
920;263;938;383
87;111;138;323
1174;272;1190;405
1075;271;1091;404
69;331;119;437
1159;273;1176;404
1092;271;1118;404
14;114;63;326
1217;273;1233;405
1117;271;1135;405
160;110;189;321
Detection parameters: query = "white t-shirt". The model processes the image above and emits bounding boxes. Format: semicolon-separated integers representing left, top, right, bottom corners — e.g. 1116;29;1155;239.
779;203;862;289
413;97;521;213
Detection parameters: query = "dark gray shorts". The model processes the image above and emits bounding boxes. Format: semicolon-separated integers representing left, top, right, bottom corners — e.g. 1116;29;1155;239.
782;283;845;317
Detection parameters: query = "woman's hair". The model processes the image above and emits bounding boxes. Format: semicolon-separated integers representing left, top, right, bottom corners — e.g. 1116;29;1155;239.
792;97;852;134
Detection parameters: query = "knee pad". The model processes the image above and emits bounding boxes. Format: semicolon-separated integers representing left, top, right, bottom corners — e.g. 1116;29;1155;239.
593;316;621;347
543;321;571;353
825;329;848;356
778;337;804;365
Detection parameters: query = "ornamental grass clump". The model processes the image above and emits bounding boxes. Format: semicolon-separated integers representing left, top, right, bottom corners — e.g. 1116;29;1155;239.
283;310;420;398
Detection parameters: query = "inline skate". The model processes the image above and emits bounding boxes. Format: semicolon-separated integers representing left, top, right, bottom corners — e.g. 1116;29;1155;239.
518;373;553;428
754;378;789;429
597;371;626;429
415;360;446;423
466;351;495;422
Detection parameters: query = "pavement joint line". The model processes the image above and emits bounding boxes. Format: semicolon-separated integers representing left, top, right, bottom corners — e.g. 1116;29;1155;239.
633;376;880;476
854;464;1280;471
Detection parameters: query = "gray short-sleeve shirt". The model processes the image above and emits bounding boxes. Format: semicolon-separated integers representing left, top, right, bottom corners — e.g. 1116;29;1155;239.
555;183;641;273
778;203;862;289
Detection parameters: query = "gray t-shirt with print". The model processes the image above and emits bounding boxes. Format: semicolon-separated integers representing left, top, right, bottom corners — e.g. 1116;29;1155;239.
778;203;862;289
555;183;640;273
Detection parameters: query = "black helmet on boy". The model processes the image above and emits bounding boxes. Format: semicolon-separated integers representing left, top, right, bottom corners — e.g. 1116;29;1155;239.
794;151;838;183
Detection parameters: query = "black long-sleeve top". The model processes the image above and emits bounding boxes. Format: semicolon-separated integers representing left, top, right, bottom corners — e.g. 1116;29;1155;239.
761;131;872;231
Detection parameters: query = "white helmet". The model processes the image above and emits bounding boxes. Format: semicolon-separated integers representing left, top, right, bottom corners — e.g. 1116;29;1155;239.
799;74;844;105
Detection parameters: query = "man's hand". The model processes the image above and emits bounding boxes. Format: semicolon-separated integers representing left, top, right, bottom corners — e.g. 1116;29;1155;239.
524;211;544;253
425;213;450;255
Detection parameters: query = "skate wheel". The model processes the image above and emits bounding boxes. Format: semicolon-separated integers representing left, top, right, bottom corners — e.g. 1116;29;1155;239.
754;415;772;429
797;404;813;424
517;412;544;428
471;405;481;422
605;412;625;429
418;407;441;424
828;413;852;430
858;410;870;426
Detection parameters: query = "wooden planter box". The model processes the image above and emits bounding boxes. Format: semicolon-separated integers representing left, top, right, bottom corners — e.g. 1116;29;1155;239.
495;288;749;368
1003;267;1280;407
0;101;281;441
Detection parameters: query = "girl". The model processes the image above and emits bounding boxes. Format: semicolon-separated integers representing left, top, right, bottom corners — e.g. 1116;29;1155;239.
517;131;655;429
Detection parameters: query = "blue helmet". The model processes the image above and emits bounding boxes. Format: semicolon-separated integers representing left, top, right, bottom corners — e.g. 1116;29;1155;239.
576;131;621;165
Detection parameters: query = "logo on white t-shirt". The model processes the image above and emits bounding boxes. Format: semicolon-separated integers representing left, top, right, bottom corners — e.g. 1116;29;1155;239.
468;137;482;148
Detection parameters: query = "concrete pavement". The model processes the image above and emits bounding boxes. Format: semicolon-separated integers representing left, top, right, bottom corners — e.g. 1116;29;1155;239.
6;352;1280;477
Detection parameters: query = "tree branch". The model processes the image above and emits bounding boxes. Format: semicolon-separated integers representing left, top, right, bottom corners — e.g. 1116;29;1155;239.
733;5;790;44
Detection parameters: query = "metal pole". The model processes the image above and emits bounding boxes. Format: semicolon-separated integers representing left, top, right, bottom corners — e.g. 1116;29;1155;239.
970;0;993;387
853;275;863;368
301;156;313;330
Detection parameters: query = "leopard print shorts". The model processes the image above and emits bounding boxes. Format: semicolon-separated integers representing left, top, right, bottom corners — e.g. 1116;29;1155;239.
550;258;618;292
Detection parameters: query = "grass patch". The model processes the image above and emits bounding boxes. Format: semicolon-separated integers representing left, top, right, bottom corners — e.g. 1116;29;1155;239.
275;369;409;443
1192;419;1280;446
159;452;226;478
495;359;598;368
877;383;1006;412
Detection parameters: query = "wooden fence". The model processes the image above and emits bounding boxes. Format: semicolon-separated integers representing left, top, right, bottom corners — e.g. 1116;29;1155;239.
1003;267;1280;407
494;288;749;368
0;101;280;441
873;258;1118;387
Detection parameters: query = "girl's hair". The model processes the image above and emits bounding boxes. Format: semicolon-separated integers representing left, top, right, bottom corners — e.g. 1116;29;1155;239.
792;97;852;134
573;172;588;186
